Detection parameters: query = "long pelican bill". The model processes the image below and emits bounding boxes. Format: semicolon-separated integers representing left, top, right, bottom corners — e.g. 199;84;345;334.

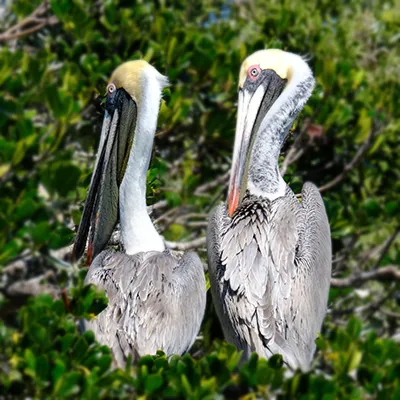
72;88;137;264
227;69;287;216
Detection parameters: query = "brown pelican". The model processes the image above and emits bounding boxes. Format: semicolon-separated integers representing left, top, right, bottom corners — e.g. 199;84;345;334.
207;50;331;371
72;60;206;368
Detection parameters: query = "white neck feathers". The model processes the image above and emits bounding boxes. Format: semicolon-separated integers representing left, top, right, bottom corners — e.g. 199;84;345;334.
119;67;168;254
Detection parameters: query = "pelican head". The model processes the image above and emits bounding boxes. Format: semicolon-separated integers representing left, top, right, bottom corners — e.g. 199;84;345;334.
106;60;169;108
227;49;315;216
73;60;168;264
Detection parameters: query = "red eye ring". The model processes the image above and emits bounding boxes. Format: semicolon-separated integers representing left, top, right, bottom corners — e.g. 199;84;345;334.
247;64;261;80
106;82;116;94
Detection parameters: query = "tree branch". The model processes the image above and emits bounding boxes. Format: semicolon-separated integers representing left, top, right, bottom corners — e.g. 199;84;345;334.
147;200;168;215
165;237;206;251
5;271;57;298
280;126;309;176
0;1;58;42
332;225;400;288
153;205;180;225
331;265;400;288
194;171;230;196
318;122;382;193
371;226;400;270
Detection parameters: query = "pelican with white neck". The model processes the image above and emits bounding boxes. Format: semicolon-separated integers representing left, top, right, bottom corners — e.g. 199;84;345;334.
207;49;332;371
73;60;206;368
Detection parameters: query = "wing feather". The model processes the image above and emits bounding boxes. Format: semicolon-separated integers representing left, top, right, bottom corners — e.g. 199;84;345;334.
207;185;331;371
285;182;332;368
84;249;206;368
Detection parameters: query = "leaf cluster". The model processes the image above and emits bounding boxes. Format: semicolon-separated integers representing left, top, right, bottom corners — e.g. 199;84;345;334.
1;292;400;399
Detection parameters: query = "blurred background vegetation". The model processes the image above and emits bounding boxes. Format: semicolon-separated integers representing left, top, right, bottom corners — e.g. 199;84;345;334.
0;0;399;398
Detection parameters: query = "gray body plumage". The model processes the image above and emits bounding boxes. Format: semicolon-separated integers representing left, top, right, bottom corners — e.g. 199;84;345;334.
85;248;206;368
208;183;331;371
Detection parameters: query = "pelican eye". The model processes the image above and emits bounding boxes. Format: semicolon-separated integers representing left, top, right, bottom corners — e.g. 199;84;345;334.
247;65;261;80
106;82;117;95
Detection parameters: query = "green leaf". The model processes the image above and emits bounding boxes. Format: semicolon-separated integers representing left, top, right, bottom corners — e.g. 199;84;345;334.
24;348;36;372
49;0;71;19
48;226;74;249
96;355;112;374
268;354;283;370
53;371;81;397
36;354;50;381
144;373;163;394
70;336;89;362
0;164;10;178
12;135;37;165
44;84;66;118
42;161;81;197
347;318;362;339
